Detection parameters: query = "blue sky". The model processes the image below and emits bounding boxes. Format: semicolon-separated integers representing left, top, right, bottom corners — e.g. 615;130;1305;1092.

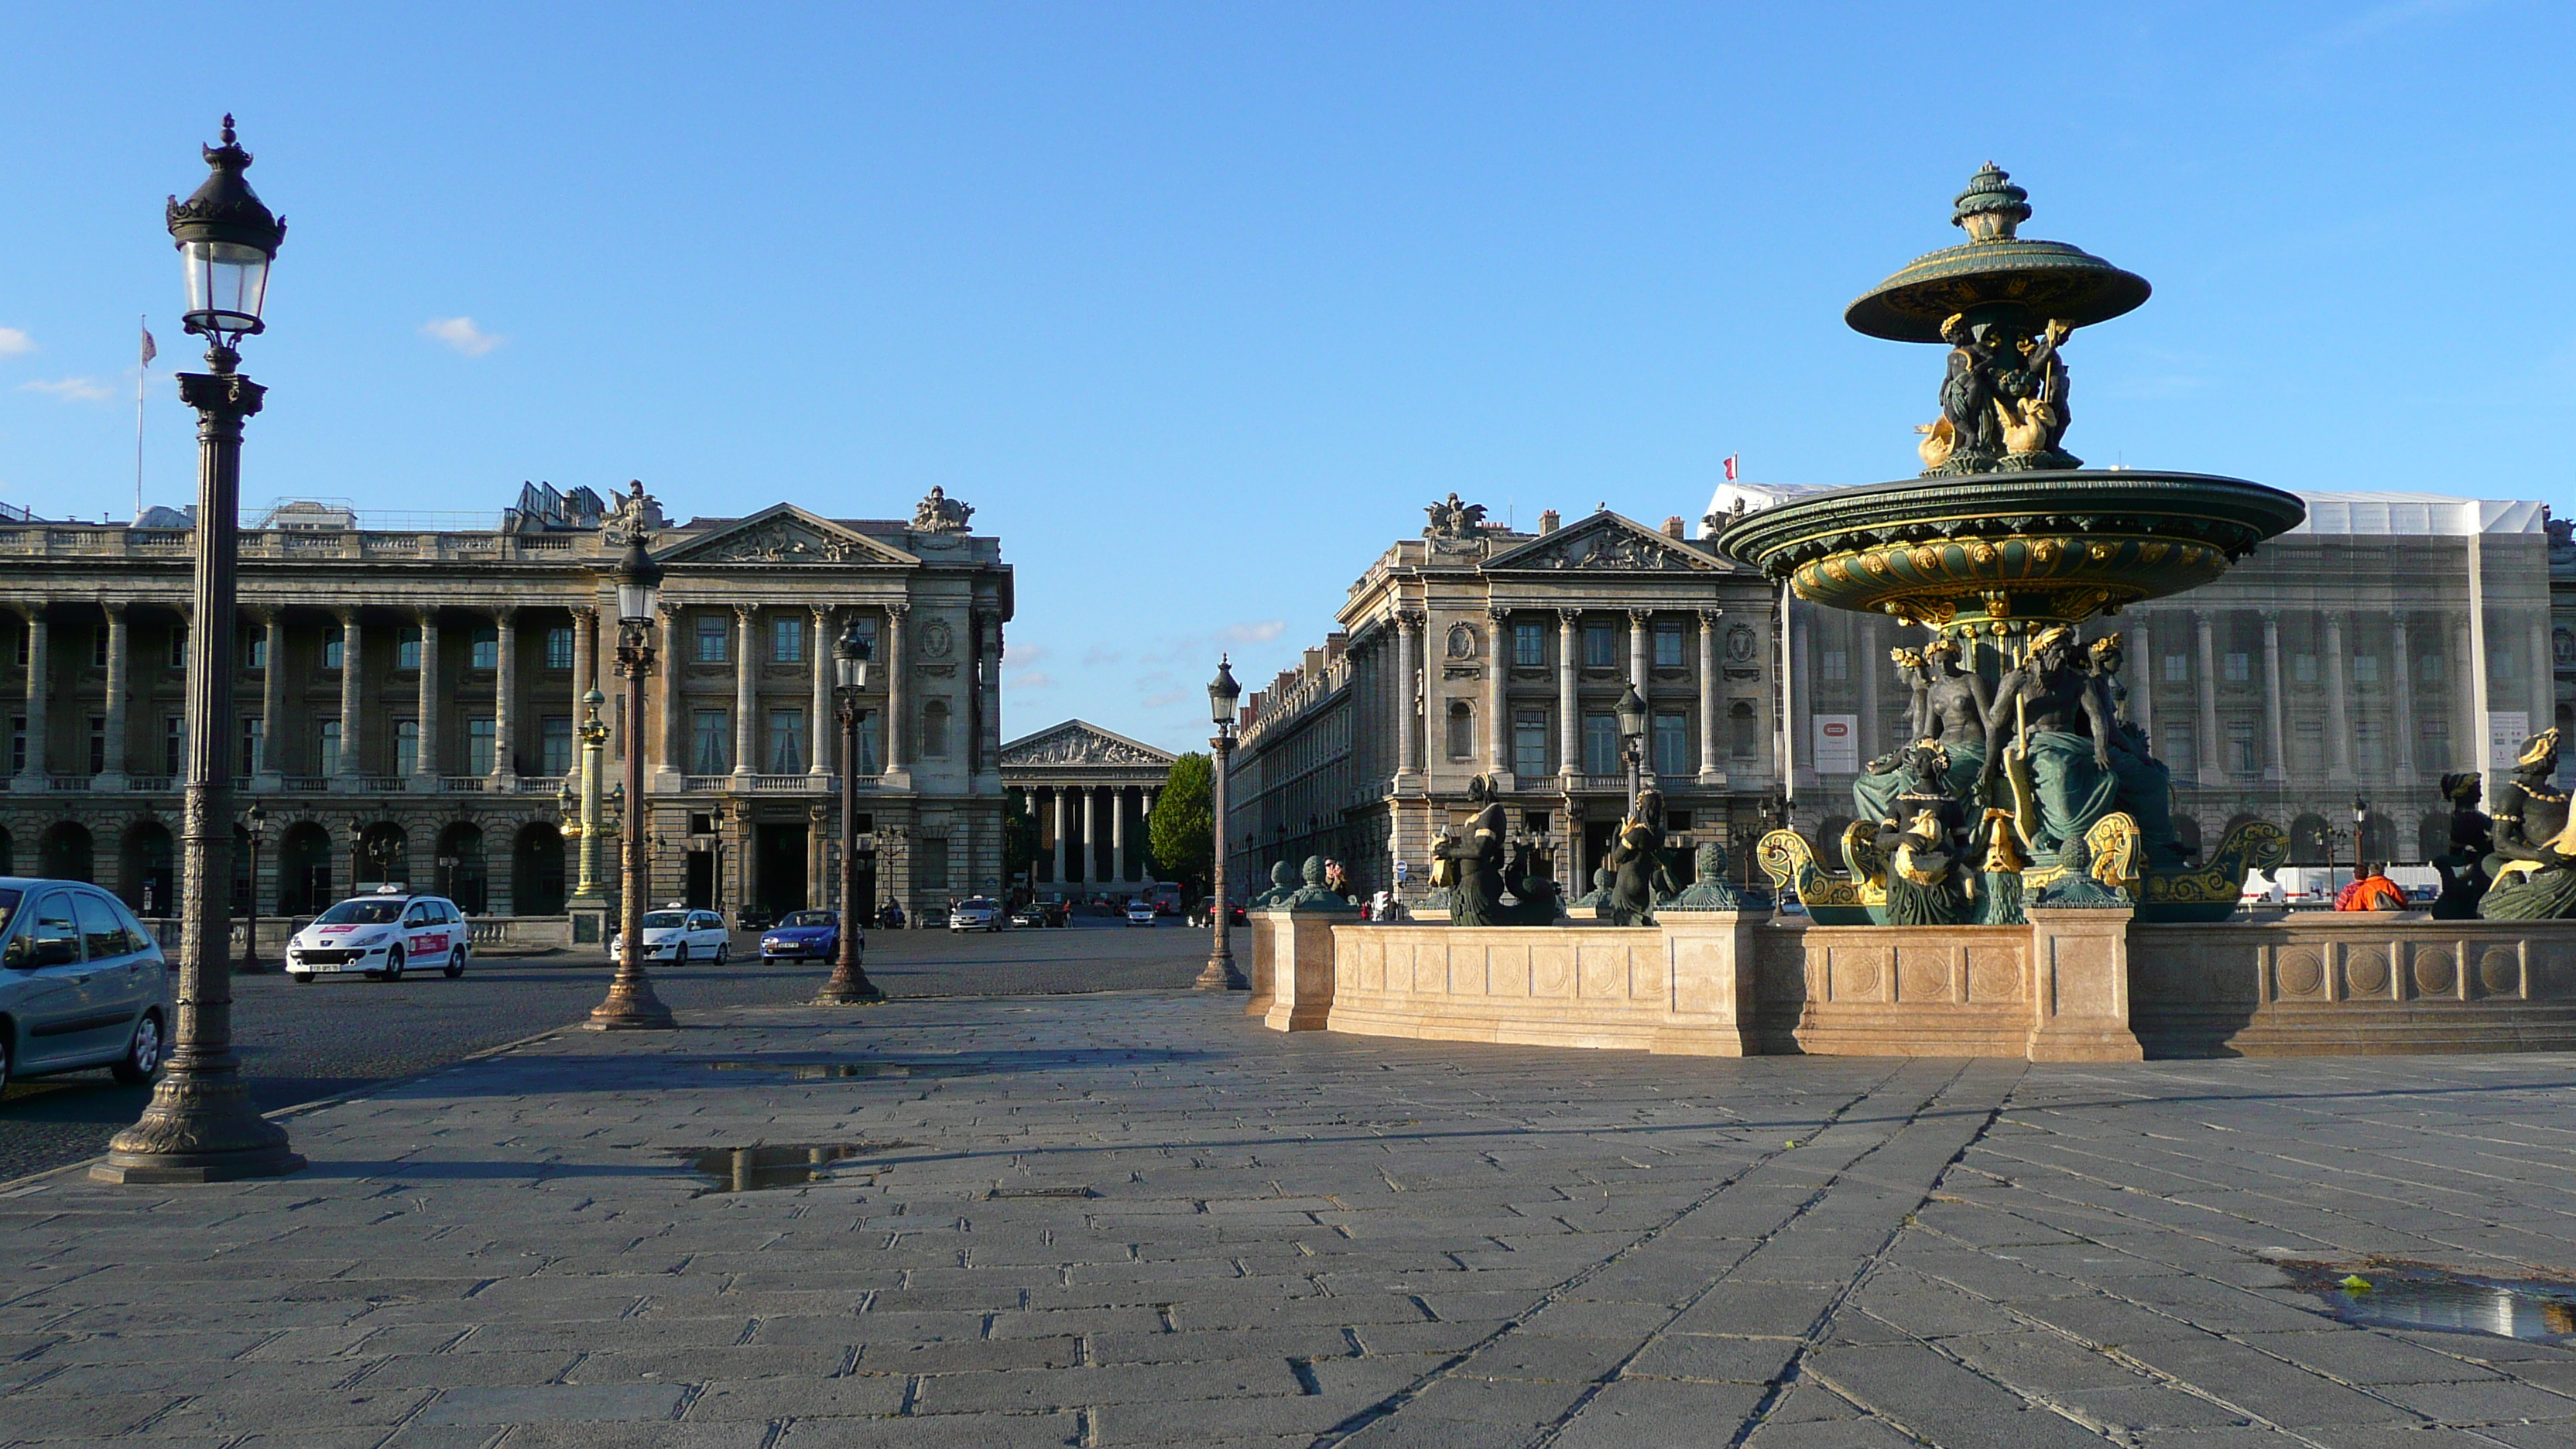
3;2;2569;752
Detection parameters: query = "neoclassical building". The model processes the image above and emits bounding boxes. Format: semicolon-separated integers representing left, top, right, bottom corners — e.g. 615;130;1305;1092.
999;719;1175;898
1227;505;1780;904
0;482;1012;923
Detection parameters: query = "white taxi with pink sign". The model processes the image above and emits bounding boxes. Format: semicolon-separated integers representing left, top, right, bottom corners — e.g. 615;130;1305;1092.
285;887;471;984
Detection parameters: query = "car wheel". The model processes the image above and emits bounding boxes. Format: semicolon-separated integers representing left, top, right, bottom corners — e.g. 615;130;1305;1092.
0;1029;12;1093
382;947;406;983
715;941;731;964
673;943;689;965
292;971;316;985
445;946;467;979
111;1011;165;1086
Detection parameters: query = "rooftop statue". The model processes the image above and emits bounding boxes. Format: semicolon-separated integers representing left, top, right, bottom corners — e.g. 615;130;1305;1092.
604;479;667;544
2480;731;2576;920
911;486;975;533
1423;493;1488;539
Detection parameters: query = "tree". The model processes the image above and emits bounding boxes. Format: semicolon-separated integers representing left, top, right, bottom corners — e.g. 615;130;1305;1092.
1149;752;1214;899
1002;792;1040;897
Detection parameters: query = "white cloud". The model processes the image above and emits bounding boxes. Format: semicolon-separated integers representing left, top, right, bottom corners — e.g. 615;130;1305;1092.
1142;687;1192;708
1222;620;1286;646
1083;644;1128;667
0;327;33;358
422;317;505;356
20;377;112;402
1008;670;1057;690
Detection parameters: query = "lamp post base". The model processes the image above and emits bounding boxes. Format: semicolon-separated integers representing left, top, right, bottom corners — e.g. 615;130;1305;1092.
91;1078;304;1184
1195;953;1248;991
585;978;676;1031
811;976;886;1006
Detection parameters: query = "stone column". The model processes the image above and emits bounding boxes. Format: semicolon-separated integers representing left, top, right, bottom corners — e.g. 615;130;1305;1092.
2530;615;2554;736
99;604;129;786
2194;611;2222;787
2129;615;2154;738
2259;610;2286;783
656;601;685;783
1485;607;1509;774
1628;608;1649;700
571;605;597;704
12;607;43;786
1856;616;1882;762
1790;604;1818;793
1396;611;1422;776
414;609;441;786
883;603;909;775
1112;786;1129;882
808;605;832;778
1557;608;1579;778
257;608;286;784
2025;905;2145;1062
2323;612;2354;785
1081;786;1097;886
731;604;758;776
980;613;1005;774
2454;615;2478;776
1053;786;1069;885
492;606;519;783
1697;609;1721;779
2392;615;2417;778
334;607;362;785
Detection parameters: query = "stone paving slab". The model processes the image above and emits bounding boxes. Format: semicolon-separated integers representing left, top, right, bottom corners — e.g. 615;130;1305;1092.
2;993;2574;1446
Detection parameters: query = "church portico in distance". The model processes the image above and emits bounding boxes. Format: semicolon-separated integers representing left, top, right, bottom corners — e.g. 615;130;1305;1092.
1001;720;1176;899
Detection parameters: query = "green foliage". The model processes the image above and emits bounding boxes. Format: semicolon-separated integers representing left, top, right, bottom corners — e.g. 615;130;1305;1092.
1149;752;1214;896
1003;791;1041;887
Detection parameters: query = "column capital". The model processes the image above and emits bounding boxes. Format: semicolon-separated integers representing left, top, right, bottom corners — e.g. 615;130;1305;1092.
1395;609;1423;632
656;599;682;622
1698;607;1724;625
492;603;519;624
1486;605;1509;625
415;605;440;625
1557;606;1582;624
102;600;127;619
1628;608;1652;625
571;603;598;623
810;601;833;622
732;601;759;622
2259;608;2282;626
886;601;910;620
334;603;361;625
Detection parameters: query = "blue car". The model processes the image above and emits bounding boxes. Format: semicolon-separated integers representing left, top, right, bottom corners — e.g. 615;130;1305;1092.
759;909;848;963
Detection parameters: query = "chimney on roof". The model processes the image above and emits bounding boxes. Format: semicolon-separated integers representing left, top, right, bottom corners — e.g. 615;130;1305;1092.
1539;509;1560;535
1326;631;1348;661
1662;516;1685;538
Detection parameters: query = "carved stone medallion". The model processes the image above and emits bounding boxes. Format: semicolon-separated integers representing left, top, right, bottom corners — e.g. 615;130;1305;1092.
918;619;954;659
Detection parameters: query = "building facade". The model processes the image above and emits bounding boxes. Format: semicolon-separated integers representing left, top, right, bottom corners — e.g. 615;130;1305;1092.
1226;506;1780;905
999;719;1174;899
0;483;1012;923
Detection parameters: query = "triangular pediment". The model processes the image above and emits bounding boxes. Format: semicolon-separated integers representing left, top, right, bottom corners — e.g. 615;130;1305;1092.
999;719;1177;769
658;504;919;567
1482;512;1719;573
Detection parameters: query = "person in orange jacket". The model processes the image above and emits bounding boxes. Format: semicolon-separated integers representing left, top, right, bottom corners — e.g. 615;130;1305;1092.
2335;863;2407;912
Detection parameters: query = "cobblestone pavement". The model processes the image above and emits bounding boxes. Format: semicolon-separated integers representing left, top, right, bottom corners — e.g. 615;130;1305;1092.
0;921;1205;1182
2;993;2573;1447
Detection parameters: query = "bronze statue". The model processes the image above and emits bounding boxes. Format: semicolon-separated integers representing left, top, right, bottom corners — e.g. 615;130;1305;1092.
1600;789;1677;927
1435;775;1555;926
1981;624;2119;869
1875;743;1975;924
2480;731;2576;919
1858;635;1989;824
2084;635;2185;866
1669;841;1745;911
2430;770;2494;920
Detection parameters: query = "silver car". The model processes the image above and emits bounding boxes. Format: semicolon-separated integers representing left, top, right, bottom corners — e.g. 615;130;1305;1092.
0;879;172;1092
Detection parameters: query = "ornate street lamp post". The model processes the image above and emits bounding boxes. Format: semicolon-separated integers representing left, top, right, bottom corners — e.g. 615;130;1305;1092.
815;621;884;1004
1196;657;1246;990
589;531;676;1029
96;118;302;1184
1616;683;1649;815
238;803;268;972
567;690;608;898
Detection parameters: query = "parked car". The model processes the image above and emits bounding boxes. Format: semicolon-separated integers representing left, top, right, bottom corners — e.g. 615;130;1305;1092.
0;878;171;1091
1125;899;1158;927
1009;903;1050;929
759;909;848;963
948;897;1002;932
610;906;732;965
735;907;776;933
285;888;471;984
1194;896;1248;927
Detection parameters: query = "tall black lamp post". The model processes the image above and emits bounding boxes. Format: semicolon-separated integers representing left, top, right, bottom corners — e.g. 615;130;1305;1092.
1195;656;1246;990
815;621;883;1004
97;118;303;1183
1616;683;1649;815
238;803;269;972
588;529;677;1030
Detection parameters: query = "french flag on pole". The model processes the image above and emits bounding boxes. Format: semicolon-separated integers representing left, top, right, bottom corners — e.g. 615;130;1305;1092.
1722;454;1738;481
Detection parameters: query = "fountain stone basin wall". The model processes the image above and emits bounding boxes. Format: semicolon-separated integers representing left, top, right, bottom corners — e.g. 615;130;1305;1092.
1267;912;2576;1060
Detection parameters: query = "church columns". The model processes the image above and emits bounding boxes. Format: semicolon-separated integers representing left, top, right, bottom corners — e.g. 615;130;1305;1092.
2392;615;2417;778
2194;610;2222;788
2259;609;2287;783
2324;612;2354;785
1053;786;1070;885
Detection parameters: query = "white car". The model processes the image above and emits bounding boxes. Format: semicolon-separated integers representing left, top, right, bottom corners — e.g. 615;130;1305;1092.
1124;900;1156;927
286;889;470;983
610;907;732;965
947;897;1002;932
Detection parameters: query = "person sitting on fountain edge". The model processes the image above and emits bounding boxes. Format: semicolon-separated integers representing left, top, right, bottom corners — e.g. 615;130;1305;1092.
2335;862;2406;913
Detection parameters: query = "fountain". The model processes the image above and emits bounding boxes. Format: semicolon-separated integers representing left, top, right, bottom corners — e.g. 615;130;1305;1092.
1718;164;2302;923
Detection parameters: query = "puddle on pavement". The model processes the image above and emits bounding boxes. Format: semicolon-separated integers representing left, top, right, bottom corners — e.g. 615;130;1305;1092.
704;1059;976;1081
679;1142;919;1194
2291;1264;2576;1341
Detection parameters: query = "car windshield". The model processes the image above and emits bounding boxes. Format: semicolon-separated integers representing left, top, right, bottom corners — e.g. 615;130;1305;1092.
316;899;405;925
779;911;834;928
0;887;19;932
642;911;687;930
961;899;995;909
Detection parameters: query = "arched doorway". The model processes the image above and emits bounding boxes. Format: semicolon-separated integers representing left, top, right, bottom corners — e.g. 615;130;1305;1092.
39;822;94;882
440;822;487;914
2288;814;2329;867
279;821;334;914
122;820;176;916
2358;812;2396;865
357;821;409;892
513;823;565;916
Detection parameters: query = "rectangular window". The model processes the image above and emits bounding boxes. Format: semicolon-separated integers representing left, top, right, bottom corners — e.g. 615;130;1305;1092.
767;708;805;773
397;634;422;670
164;715;183;776
1513;622;1545;667
2352;654;2379;683
2419;653;2444;683
2163;724;2195;774
2293;653;2317;683
691;709;729;773
544;626;574;670
1582;713;1619;776
848;616;879;660
12;629;26;667
854;711;882;775
91;629;108;668
466;716;497;775
2163;653;2188;682
1653;713;1689;776
1821;649;1848;682
470;628;498;670
169;624;187;667
541;716;573;776
2420;717;2450;769
2355;719;2386;772
1653;623;1685;669
1729;704;1756;758
695;615;729;663
2497;648;2517;679
1445;702;1473;761
1512;708;1549;777
317;718;341;775
244;632;267;669
2223;651;2250;683
323;625;343;670
2294;719;2322;764
2227;721;2259;773
10;715;26;775
917;836;950;890
771;615;806;664
87;715;106;775
1582;624;1616;668
239;716;262;776
395;719;420;776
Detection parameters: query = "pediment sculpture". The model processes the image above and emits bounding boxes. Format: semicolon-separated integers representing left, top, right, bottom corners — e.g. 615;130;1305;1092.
1006;729;1170;768
1507;523;1707;572
701;519;871;564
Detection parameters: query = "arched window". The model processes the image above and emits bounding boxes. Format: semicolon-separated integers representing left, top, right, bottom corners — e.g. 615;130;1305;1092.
923;701;951;758
1446;701;1474;761
1728;701;1757;758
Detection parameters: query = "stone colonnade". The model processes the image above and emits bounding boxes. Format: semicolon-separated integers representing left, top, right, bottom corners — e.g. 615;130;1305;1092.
1023;783;1160;891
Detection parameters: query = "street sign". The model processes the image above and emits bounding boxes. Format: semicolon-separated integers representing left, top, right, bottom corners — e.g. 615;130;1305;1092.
1812;714;1858;774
